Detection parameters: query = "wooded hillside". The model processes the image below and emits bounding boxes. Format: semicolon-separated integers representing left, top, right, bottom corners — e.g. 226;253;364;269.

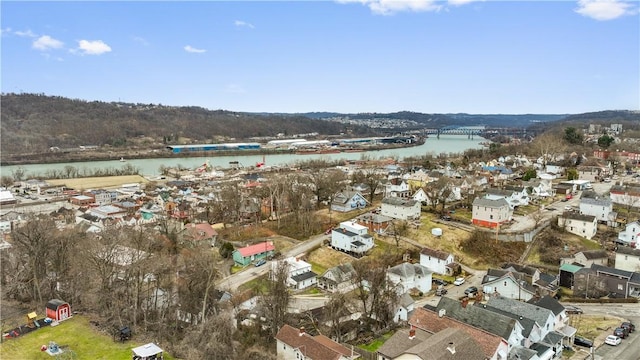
0;93;369;156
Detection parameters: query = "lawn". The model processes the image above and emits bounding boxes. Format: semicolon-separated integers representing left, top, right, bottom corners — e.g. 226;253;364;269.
0;315;175;360
358;330;395;352
570;314;621;340
306;246;353;275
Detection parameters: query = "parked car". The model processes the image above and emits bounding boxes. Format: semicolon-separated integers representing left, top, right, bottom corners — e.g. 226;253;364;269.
254;259;266;267
613;327;629;339
546;207;557;211
432;278;449;286
621;321;635;333
564;205;573;211
453;277;465;286
440;215;452;221
464;286;478;296
564;305;583;315
573;336;593;348
604;335;621;346
436;288;448;296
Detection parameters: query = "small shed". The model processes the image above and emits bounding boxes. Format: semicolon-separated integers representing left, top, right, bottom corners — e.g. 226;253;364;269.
431;228;443;237
132;343;164;360
45;299;71;322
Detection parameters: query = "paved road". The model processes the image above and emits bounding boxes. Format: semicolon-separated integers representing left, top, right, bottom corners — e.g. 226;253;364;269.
216;233;328;292
563;303;640;360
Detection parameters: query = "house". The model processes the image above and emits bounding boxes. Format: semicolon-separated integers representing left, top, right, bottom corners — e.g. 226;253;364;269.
472;197;512;229
434;297;526;352
486;296;561;354
560;250;609;267
383;178;411;198
552;184;573;197
318;263;357;293
386;262;432;295
70;194;94;206
579;197;615;225
609;185;640;208
576;165;609;182
275;257;317;290
85;189;117;205
528;295;574;337
331;191;368;213
355;211;393;235
544;163;565;176
503;185;531;207
88;205;128;219
380;197;421;221
408;307;510;360
394;293;415;323
523;178;554;198
557;213;597;240
476;303;543;349
616;221;640;247
615;246;640;272
482;271;537;301
232;241;275;267
377;326;487;360
184;222;219;246
419;247;455;275
572;264;640;299
330;221;374;256
411;188;429;204
275;324;360;360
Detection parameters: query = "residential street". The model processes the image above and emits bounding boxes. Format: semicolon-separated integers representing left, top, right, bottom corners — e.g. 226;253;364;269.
216;232;328;292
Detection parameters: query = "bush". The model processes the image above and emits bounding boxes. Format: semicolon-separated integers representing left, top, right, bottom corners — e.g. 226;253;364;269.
219;241;235;258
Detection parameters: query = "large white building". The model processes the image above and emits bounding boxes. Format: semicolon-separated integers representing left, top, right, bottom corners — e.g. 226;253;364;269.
579;197;614;224
380;197;421;220
558;212;597;240
330;221;374;256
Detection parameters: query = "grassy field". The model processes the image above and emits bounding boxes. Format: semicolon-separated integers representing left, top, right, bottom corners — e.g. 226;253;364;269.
0;315;175;360
46;175;149;190
306;246;355;275
570;314;622;340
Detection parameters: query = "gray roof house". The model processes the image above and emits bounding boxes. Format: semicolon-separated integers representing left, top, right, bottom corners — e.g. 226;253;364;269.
378;327;487;360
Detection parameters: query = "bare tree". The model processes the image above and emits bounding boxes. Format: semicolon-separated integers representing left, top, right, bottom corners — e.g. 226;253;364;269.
352;167;384;204
10;216;57;302
261;260;291;337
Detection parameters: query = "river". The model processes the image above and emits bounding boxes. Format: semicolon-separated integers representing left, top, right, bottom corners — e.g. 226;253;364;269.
0;135;485;178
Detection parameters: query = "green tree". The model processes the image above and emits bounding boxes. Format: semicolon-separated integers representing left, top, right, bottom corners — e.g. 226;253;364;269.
597;134;615;148
566;168;579;180
564;127;584;145
522;168;537;181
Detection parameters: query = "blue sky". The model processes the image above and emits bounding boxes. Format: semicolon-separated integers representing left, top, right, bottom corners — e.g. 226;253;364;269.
1;1;638;114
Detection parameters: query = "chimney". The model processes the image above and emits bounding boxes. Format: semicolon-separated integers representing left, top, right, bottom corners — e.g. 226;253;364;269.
461;298;469;308
438;309;446;318
446;342;456;355
299;327;305;336
409;326;416;340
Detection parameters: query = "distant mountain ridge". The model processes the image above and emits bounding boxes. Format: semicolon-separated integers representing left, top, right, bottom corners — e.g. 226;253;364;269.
1;93;636;159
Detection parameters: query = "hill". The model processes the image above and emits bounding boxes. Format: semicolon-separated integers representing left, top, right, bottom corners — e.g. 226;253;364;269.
0;93;371;158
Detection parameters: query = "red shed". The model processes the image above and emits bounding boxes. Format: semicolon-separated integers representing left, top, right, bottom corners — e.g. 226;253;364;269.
46;299;71;322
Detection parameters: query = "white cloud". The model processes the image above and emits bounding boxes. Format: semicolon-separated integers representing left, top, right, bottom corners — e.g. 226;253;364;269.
32;35;64;51
575;0;635;20
337;0;442;15
184;45;206;53
75;40;112;55
234;20;255;29
1;27;12;36
15;29;37;37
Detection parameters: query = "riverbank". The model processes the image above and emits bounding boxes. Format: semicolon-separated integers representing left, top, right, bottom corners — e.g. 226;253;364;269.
0;140;425;166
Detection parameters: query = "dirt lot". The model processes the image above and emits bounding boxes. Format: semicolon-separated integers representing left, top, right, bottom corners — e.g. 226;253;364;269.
46;175;149;190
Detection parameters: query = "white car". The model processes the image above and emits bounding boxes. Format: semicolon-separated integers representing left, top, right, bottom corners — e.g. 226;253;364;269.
605;335;621;346
453;277;465;286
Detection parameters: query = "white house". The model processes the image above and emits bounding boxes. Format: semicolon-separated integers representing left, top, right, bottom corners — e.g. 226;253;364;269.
609;185;640;208
274;257;317;290
330;221;374;256
487;296;558;343
579;197;614;224
331;191;368;213
615;246;640;272
383;178;411;198
386;262;432;295
394;293;415;323
472;197;512;229
560;250;609;267
617;221;640;248
411;188;428;204
482;272;536;301
380;197;421;221
318;263;357;293
419;247;455;275
485;188;529;209
558;213;597;240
